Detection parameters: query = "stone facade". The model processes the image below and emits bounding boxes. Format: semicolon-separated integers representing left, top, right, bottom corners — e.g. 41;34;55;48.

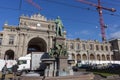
0;13;57;59
109;39;120;60
66;39;113;64
0;13;113;64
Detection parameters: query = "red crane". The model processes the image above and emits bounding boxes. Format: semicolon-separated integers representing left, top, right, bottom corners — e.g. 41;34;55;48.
26;0;42;10
77;0;116;42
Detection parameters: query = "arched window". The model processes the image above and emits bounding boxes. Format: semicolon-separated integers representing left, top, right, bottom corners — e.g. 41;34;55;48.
97;54;100;60
82;54;87;60
4;50;14;60
102;54;106;61
70;43;74;49
77;54;81;61
90;54;95;60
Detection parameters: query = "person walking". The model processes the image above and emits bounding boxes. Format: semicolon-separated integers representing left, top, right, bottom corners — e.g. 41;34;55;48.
1;63;7;80
12;64;18;80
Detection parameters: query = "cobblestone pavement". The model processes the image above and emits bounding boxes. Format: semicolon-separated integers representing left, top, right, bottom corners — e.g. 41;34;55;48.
0;72;20;80
94;74;120;80
0;77;20;80
94;74;106;80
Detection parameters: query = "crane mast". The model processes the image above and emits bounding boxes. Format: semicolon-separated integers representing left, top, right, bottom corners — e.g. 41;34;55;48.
77;0;116;42
97;0;106;41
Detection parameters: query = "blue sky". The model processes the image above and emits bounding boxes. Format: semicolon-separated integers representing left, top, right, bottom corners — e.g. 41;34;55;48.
0;0;120;42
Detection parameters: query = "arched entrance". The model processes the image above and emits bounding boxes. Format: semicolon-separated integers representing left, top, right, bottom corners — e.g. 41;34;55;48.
27;37;47;54
4;50;14;60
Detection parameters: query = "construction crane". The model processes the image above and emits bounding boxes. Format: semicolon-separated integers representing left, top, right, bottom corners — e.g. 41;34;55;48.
26;0;42;10
77;0;116;42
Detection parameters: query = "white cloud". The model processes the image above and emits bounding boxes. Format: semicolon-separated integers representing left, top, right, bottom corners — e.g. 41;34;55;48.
108;24;120;32
80;30;90;35
67;33;74;39
110;31;120;39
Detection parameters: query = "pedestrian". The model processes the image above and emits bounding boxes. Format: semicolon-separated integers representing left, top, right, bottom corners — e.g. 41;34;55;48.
12;63;18;80
1;63;7;80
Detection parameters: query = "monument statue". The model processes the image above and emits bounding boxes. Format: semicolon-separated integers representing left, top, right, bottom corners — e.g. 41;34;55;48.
54;43;68;57
55;16;64;36
49;43;68;57
49;48;55;57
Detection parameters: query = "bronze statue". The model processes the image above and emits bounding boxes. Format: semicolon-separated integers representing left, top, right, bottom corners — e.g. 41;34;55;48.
55;16;64;36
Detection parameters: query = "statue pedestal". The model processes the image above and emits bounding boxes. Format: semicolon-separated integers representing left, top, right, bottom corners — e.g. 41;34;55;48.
54;37;65;45
56;56;68;76
42;59;55;77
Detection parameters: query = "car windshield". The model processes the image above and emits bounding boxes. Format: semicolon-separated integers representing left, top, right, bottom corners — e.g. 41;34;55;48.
18;60;27;65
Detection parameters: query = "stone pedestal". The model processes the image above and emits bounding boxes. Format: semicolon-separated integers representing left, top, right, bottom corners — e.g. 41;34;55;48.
54;37;66;45
53;36;68;76
41;59;55;77
68;59;75;75
56;56;68;76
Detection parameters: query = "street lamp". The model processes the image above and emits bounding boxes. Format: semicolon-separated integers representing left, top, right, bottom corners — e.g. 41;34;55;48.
87;50;89;65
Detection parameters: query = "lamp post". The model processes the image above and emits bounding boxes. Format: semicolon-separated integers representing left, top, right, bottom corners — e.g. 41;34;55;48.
87;50;89;65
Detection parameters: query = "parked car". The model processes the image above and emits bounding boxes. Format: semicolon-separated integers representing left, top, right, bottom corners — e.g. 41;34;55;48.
79;64;91;69
72;66;79;71
108;64;120;69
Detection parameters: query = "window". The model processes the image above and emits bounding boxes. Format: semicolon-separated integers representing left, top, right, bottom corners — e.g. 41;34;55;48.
48;24;50;29
101;45;104;51
76;43;80;50
9;35;14;45
96;45;99;50
90;44;93;50
70;43;74;49
52;25;54;31
0;38;2;45
66;43;68;48
82;44;86;50
105;46;108;51
110;46;112;51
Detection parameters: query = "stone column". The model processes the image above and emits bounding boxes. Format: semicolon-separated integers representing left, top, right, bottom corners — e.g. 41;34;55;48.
49;36;53;49
45;65;49;77
68;60;74;75
49;63;54;76
81;53;83;61
42;59;55;77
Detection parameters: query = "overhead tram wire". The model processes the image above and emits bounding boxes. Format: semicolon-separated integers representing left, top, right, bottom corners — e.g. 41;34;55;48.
42;0;95;10
89;0;120;14
109;0;120;1
0;3;99;26
0;0;119;17
42;0;120;17
19;0;22;10
101;2;120;7
76;0;120;14
0;0;120;25
89;0;120;4
0;2;98;26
